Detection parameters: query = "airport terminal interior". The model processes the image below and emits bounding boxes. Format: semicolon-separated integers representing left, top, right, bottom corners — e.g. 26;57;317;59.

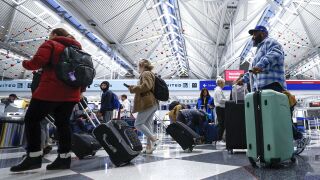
1;0;320;179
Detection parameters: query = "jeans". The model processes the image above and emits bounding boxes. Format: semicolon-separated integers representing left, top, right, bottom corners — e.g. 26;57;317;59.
102;111;113;123
24;98;76;153
135;105;158;145
261;82;303;140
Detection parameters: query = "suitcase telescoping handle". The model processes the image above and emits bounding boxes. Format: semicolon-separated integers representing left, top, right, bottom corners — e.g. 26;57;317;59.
248;70;259;92
45;114;56;128
232;84;246;103
154;113;168;129
78;101;101;128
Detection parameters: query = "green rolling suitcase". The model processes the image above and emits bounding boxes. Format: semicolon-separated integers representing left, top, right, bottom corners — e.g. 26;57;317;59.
245;90;295;167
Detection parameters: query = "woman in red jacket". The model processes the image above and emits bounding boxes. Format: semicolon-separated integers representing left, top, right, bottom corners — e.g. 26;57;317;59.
11;28;83;172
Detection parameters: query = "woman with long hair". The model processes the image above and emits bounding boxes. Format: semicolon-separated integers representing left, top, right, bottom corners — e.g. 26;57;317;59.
196;88;214;121
126;59;160;154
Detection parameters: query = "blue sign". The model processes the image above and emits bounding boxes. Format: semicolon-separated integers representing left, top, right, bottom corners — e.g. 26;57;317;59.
199;80;216;90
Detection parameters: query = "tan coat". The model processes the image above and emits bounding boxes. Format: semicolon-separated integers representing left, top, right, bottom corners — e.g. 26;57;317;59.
129;71;158;113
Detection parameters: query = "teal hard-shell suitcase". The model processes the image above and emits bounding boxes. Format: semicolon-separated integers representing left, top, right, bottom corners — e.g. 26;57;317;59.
245;90;295;167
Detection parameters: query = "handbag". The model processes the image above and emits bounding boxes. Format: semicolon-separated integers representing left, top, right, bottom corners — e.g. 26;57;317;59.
31;70;42;93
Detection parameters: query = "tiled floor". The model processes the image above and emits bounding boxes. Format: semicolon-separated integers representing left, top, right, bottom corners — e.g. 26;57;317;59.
0;135;320;180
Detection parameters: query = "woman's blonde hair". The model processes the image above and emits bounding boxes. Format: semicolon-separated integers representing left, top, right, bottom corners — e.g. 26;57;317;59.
139;59;154;71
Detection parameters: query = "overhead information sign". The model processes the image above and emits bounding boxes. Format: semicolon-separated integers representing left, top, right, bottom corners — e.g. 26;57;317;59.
224;70;245;81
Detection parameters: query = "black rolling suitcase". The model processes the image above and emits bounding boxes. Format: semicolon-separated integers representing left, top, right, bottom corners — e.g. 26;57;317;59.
79;103;142;167
166;121;201;151
71;133;101;159
224;101;246;153
45;115;101;159
225;85;247;153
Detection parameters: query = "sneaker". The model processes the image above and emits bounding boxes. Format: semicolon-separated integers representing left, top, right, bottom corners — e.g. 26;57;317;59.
46;155;71;170
10;155;42;172
152;139;160;150
43;146;52;156
294;136;311;155
141;149;153;154
216;141;226;146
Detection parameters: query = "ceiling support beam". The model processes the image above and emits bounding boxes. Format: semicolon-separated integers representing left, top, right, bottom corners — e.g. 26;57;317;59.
64;0;137;66
189;60;210;79
185;38;213;65
119;0;149;43
122;35;162;45
190;70;206;79
181;20;215;41
187;55;211;67
294;2;317;47
0;41;30;57
180;1;216;42
220;3;267;62
214;0;229;77
9;36;48;44
183;34;215;45
181;1;219;28
146;35;164;59
2;4;18;43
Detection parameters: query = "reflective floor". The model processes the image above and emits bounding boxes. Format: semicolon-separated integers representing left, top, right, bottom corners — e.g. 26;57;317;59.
0;134;320;180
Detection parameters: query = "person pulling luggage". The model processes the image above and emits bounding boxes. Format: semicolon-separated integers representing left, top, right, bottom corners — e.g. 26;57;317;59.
236;25;310;154
125;59;160;154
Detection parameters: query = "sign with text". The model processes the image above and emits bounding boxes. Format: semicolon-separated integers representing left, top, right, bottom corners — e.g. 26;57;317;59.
199;80;216;90
224;70;244;81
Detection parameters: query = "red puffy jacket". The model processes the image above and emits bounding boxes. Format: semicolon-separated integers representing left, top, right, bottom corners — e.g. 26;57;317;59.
23;36;83;102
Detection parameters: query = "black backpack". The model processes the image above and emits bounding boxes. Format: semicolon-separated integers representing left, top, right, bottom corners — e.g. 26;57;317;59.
56;46;95;87
154;75;169;101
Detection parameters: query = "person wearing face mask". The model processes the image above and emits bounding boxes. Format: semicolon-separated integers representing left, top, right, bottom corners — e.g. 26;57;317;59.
237;25;310;154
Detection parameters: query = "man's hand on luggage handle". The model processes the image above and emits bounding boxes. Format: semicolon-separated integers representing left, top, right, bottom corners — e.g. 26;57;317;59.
251;67;263;74
236;79;244;86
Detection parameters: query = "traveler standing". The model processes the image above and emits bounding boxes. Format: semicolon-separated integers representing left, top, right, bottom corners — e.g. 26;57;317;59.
98;81;114;123
213;78;228;143
196;88;214;121
237;25;310;152
11;28;84;172
120;94;131;118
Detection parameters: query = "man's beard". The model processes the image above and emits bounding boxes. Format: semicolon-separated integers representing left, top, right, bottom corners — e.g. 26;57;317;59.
253;35;264;46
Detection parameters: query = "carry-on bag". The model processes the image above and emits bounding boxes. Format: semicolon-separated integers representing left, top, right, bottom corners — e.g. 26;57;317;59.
166;121;201;151
225;85;247;153
45;115;101;159
245;72;295;167
157;111;201;152
79;102;142;167
205;123;219;144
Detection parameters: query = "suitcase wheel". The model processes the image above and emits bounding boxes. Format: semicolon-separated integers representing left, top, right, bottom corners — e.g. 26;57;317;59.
227;149;234;154
291;155;296;163
248;157;257;168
